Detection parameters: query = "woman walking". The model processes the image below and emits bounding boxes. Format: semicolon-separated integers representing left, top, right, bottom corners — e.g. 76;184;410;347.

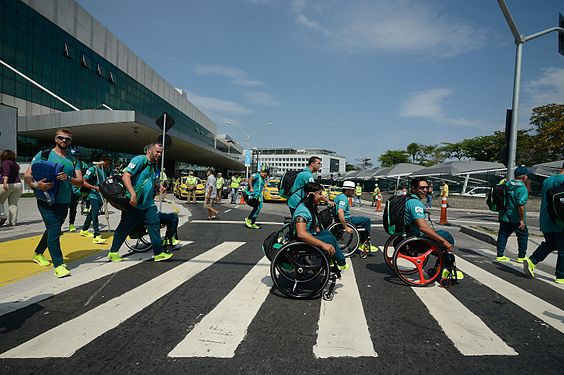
0;150;23;226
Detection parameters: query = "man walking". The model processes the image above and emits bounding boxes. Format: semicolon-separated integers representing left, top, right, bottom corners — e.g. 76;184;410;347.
185;171;197;204
245;169;269;229
523;162;563;284
496;166;530;262
288;156;327;216
24;128;83;278
371;183;380;207
216;172;224;203
230;173;242;204
204;168;219;220
107;143;173;263
67;148;89;232
355;183;363;206
79;155;111;244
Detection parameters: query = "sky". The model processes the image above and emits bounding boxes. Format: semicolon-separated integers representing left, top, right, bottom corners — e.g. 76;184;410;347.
75;0;564;166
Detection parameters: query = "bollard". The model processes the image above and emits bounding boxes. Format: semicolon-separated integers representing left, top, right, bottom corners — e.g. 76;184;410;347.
376;193;382;212
439;196;448;224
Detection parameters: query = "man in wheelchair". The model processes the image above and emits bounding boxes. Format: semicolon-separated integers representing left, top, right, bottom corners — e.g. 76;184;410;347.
294;182;349;271
334;180;379;252
406;177;463;280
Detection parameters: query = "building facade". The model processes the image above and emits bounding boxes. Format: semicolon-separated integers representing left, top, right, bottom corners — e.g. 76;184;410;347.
257;148;346;176
0;0;243;172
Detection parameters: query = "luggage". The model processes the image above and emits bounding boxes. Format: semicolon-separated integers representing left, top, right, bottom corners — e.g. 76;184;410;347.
278;170;301;199
486;184;507;212
31;149;64;205
100;159;150;211
546;182;564;227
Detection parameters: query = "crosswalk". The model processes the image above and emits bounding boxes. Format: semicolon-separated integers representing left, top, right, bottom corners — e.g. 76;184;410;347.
0;240;562;361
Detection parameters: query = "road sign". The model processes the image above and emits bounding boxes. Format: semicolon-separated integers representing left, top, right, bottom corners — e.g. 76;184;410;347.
156;112;175;132
156;134;173;150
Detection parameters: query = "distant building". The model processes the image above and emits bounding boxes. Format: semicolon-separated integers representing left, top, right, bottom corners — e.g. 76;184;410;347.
256;148;346;176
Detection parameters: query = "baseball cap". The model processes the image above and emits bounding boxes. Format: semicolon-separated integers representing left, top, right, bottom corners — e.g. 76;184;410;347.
343;181;355;189
69;148;80;156
514;166;530;177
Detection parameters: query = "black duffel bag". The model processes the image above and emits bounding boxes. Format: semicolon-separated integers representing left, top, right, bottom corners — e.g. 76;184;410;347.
99;174;131;211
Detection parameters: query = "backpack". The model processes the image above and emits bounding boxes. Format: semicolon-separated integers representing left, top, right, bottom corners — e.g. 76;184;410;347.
317;207;335;230
262;223;292;261
546;182;564;227
486;184;507;212
383;195;413;235
99;159;151;211
278;170;301;199
242;190;260;208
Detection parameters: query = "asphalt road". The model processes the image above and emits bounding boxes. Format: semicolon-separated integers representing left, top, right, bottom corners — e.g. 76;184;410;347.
0;200;562;374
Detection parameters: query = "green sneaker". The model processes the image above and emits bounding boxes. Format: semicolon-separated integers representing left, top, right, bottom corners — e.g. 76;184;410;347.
250;223;261;229
442;269;464;280
54;264;71;278
522;258;535;278
92;235;107;244
154;252;173;262
107;252;123;262
555;278;564;284
496;256;510;262
32;253;50;267
516;257;527;262
171;238;181;246
68;224;76;232
245;217;252;228
79;230;93;237
338;262;350;271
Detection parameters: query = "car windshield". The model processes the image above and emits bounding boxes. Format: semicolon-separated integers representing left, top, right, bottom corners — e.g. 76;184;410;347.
331;187;342;193
267;180;279;188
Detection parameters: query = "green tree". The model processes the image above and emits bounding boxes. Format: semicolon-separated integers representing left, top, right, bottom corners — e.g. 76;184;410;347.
440;142;465;161
345;163;357;172
529;103;564;161
378;150;410;167
406;143;421;163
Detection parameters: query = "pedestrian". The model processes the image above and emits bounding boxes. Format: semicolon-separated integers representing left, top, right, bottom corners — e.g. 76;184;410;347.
371;183;380;207
79;155;111;244
440;181;449;198
355;183;363;206
106;142;173;263
287;156;325;216
204;168;219;220
159;167;168;201
495;166;530;262
216;172;224;203
523;162;563;284
67;148;89;232
160;211;181;249
23;128;83;278
245;168;269;229
185;171;197;204
0;150;23;226
426;184;433;208
230;172;242;204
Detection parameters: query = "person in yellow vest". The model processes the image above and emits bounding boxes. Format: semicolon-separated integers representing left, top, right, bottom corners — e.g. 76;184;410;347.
216;172;225;203
230;172;242;204
185;171;197;204
371;183;380;207
355;183;363;206
440;181;449;197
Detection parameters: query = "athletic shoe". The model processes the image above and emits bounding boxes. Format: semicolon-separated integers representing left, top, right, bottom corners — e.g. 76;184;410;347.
250;224;261;229
516;257;527;262
555;278;564;284
441;269;464;280
496;256;510;262
337;262;350;271
523;258;535;278
107;252;123;262
245;217;253;228
154;252;173;262
68;224;77;232
359;244;379;253
54;264;71;278
92;236;107;244
79;230;94;237
32;253;50;267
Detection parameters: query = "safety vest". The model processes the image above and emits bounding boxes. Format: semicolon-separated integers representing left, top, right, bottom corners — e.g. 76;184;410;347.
186;176;197;188
372;187;380;195
355;186;362;196
230;176;242;188
216;177;224;189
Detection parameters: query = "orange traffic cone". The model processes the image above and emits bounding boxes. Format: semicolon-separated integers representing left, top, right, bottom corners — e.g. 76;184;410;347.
439;196;448;225
349;197;354;207
240;192;245;204
376;194;382;212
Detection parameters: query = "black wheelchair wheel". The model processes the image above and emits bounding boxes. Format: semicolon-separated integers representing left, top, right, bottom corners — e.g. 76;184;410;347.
270;241;330;299
327;222;360;257
124;234;152;252
383;235;405;270
392;237;444;287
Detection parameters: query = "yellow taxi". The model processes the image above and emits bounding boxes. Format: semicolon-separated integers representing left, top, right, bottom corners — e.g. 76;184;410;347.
178;176;206;200
327;186;343;201
262;179;287;202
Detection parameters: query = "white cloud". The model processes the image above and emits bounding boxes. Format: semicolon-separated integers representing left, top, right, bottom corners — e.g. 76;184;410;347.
524;67;564;107
185;91;253;116
399;88;479;126
243;91;282;106
287;0;490;58
194;65;264;87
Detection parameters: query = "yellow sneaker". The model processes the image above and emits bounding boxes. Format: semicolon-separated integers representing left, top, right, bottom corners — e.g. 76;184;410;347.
337;262;350;271
555;278;564;284
68;224;76;232
523;258;535;278
93;235;107;244
54;264;71;278
442;269;464;280
107;252;123;262
32;253;50;267
496;256;510;262
79;230;94;237
154;252;173;262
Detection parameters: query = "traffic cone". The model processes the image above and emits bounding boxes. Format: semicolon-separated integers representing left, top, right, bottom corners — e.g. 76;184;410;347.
439;196;448;225
349;197;354;207
376;194;382;212
240;193;245;204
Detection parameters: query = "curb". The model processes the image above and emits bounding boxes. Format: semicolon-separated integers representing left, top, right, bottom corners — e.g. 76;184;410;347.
460;225;497;246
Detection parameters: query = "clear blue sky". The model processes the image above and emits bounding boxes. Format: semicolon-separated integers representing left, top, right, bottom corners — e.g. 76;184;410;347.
76;0;563;166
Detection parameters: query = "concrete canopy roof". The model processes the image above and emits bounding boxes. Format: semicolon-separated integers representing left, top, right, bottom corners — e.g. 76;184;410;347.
411;161;506;177
530;160;564;177
374;163;423;178
17;110;244;170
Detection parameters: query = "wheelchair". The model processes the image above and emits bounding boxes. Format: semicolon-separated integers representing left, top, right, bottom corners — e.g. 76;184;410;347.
124;222;176;253
316;207;368;258
264;223;342;301
386;235;458;287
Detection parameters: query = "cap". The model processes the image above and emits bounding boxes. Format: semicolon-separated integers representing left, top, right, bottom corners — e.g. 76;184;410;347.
514;166;530;177
69;148;80;156
343;181;355;189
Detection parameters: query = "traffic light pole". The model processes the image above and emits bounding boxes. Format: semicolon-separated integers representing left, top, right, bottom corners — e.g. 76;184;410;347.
159;113;167;211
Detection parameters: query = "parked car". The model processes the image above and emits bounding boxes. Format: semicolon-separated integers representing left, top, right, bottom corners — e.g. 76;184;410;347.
452;186;490;198
263;179;287;202
176;177;206;200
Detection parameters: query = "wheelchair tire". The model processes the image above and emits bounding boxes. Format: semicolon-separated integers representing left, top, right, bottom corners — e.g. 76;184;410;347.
124;235;152;252
270;241;330;299
326;222;360;257
392;237;444;287
383;235;405;270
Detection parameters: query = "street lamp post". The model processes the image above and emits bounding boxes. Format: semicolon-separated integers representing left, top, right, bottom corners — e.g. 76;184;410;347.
497;0;564;179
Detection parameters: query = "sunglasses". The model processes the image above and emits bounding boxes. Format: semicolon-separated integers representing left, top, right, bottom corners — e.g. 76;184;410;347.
56;135;72;142
417;186;430;190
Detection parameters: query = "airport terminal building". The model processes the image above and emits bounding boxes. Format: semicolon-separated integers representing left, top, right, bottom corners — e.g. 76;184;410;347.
0;0;244;174
257;148;346;177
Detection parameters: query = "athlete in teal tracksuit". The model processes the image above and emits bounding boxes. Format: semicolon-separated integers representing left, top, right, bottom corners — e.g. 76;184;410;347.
245;169;269;229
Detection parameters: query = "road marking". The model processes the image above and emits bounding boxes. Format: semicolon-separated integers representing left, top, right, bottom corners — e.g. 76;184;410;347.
224;209;232;213
456;256;564;334
412;284;517;356
0;242;244;358
313;262;377;358
168;256;272;358
190;220;283;225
